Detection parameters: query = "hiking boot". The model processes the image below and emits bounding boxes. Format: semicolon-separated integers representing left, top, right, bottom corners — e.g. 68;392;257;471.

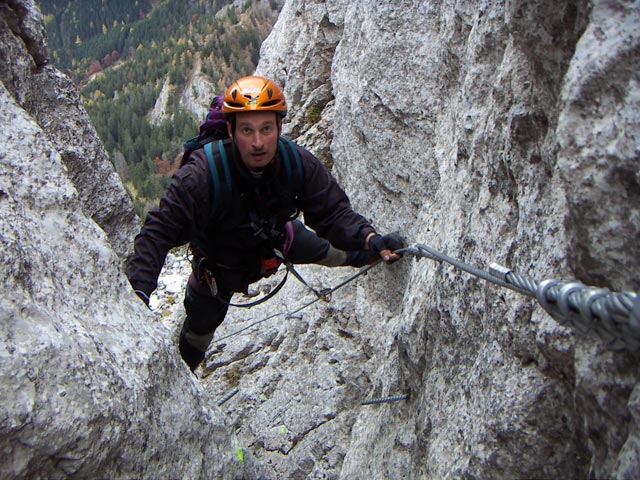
179;335;206;372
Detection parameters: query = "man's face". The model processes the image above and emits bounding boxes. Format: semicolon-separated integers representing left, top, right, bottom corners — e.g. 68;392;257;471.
229;111;280;171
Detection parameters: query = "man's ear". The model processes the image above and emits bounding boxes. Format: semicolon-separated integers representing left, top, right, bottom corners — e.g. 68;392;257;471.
226;120;233;138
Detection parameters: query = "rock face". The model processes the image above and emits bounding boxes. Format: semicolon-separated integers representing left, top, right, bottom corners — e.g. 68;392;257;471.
148;54;218;127
218;0;637;478
0;0;139;260
0;1;256;479
1;0;639;479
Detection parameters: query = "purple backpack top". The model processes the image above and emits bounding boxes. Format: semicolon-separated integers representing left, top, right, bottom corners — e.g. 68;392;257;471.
181;95;229;167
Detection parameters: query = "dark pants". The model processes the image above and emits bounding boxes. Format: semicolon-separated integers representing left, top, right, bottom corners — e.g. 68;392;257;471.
179;220;336;370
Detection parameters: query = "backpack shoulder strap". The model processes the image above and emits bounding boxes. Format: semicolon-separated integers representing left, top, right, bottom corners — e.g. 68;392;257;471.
278;136;304;196
203;137;302;212
204;139;233;212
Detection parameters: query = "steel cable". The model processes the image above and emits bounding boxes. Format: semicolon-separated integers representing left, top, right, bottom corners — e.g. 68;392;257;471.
214;260;382;342
213;242;638;353
403;243;639;353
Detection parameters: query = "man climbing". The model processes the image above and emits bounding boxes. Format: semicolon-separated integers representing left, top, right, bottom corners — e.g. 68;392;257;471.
125;75;402;372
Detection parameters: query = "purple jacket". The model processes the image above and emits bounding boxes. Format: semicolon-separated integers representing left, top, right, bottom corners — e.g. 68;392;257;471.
125;140;375;296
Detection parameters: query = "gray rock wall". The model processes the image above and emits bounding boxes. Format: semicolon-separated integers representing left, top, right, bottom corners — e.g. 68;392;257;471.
0;78;253;479
0;0;139;260
0;1;255;478
250;0;640;478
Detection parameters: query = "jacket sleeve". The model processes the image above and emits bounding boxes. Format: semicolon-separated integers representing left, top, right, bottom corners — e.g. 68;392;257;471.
125;154;211;297
297;147;376;251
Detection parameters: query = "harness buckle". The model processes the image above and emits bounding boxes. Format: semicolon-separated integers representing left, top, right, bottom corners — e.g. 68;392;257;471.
203;269;218;297
193;255;218;297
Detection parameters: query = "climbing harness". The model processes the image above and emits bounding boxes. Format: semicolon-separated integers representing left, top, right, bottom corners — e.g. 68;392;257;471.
189;247;290;308
206;258;327;309
204;264;290;309
401;243;640;354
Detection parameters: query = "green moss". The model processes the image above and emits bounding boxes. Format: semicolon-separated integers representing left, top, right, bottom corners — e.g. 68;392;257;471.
305;105;321;127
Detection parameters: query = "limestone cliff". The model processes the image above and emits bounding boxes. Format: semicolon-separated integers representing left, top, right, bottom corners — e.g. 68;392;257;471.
1;0;639;479
0;1;257;478
240;0;639;478
0;0;140;259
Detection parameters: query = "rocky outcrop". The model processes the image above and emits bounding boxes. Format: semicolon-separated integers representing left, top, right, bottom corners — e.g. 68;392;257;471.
227;0;637;478
0;1;256;478
0;80;256;479
0;0;139;260
2;0;639;479
147;76;174;126
178;53;219;120
149;54;218;127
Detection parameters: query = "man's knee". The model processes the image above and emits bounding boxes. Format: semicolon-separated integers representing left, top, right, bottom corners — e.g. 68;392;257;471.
183;276;230;335
180;279;231;371
286;220;332;264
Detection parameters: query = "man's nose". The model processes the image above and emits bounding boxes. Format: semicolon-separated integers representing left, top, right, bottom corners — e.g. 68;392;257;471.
252;131;264;147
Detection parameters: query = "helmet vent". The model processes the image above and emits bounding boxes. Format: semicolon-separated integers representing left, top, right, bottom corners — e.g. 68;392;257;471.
222;76;287;115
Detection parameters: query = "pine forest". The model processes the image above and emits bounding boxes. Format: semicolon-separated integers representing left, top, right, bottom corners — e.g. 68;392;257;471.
38;0;283;217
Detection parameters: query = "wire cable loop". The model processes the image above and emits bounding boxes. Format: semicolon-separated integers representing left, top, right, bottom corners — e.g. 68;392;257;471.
403;242;639;353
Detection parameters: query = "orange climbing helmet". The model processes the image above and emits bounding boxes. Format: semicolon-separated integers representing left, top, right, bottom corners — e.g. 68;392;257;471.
222;75;287;117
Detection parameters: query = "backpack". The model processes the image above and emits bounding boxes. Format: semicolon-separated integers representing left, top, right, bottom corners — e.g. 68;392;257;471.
181;96;229;168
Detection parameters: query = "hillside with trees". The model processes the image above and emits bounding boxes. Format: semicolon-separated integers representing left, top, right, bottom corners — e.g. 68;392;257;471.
38;0;283;217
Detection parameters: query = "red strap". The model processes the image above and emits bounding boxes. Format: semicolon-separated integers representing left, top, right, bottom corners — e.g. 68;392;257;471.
261;257;281;276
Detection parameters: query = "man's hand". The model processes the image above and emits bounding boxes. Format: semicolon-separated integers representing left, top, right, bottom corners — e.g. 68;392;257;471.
367;233;404;263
